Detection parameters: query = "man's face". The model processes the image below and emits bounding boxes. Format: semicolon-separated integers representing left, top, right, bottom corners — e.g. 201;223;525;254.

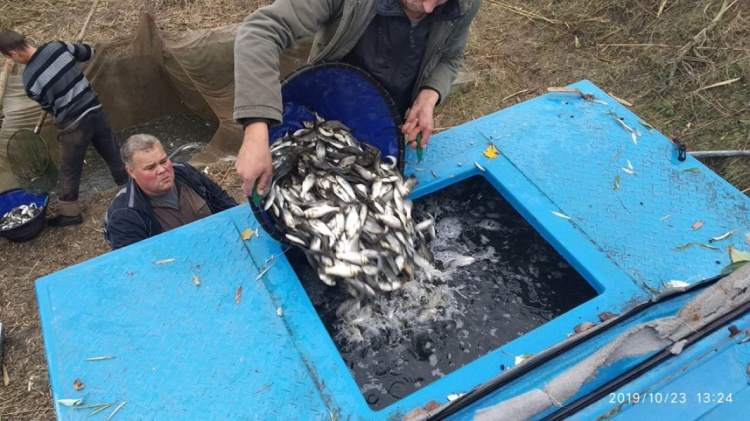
126;145;174;196
401;0;450;17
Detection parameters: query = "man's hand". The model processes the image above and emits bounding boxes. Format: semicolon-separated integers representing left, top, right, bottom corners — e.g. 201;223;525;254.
401;89;440;149
235;121;272;196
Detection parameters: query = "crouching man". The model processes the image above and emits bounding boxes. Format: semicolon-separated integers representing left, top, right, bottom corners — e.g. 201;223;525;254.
104;134;237;250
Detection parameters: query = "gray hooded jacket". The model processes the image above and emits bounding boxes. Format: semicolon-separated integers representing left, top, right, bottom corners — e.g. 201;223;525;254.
233;0;480;125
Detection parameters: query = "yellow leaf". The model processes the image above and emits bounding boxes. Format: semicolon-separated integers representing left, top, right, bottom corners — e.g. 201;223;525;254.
193;275;201;287
692;221;704;231
483;143;500;159
729;246;750;264
241;228;254;241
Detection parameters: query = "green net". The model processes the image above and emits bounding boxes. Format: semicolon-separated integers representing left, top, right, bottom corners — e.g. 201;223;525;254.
6;129;58;194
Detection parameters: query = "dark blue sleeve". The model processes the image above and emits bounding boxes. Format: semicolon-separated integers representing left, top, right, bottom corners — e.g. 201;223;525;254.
64;42;94;62
105;208;151;250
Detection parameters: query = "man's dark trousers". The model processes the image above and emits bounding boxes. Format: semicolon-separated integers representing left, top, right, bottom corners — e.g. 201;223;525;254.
56;107;128;216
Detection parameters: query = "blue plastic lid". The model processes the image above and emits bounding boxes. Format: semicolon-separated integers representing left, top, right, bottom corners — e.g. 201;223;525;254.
252;63;405;240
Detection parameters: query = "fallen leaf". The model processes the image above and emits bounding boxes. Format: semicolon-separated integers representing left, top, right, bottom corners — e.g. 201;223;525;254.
276;307;283;317
608;92;632;106
709;230;739;243
240;228;254;241
192;275;201;287
613;174;620;190
106;401;128;421
235;285;242;305
692;221;704;230
74;403;111;410
574;322;597;333
514;354;534;366
659;214;671;221
87;403;115;416
447;393;465;401
695;242;720;251
728;325;740;337
610;146;625;163
638;119;655;130
598;312;618;322
483;143;500;159
674;243;694;251
551;211;572;220
721;260;748;275
729;246;750;263
85;356;115;361
57;398;83;407
474;161;486;172
2;364;9;386
153;258;175;265
682;168;701;173
666;280;691;289
73;379;84;391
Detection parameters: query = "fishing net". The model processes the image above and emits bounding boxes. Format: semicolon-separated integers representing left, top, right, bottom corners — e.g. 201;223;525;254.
6;128;59;195
0;13;312;191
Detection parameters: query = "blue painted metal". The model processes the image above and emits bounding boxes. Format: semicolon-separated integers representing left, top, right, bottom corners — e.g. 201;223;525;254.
36;80;750;420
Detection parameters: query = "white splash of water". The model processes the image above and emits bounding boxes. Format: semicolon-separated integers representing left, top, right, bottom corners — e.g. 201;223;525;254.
334;201;505;350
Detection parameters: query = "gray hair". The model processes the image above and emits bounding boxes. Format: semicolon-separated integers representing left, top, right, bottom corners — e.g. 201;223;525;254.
121;134;163;166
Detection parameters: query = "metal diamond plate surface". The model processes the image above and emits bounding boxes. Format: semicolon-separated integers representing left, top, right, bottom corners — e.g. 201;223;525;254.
37;214;330;420
406;80;750;294
37;80;750;420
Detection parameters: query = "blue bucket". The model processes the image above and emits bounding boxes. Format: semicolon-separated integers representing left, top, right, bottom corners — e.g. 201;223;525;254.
250;63;405;241
0;189;49;242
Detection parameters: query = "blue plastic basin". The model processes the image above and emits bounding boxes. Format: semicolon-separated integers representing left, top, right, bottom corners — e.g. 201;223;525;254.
251;63;404;241
0;189;49;242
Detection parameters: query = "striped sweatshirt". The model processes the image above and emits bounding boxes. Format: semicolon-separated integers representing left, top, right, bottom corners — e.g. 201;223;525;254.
22;41;100;128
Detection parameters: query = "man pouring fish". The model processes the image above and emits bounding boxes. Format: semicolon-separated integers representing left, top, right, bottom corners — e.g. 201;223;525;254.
233;0;481;196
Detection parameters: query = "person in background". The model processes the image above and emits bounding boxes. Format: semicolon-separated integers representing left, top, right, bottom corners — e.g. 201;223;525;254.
0;29;128;227
104;134;237;250
233;0;481;196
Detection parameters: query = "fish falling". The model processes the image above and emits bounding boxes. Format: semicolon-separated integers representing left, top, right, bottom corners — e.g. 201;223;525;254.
263;117;436;314
0;203;42;230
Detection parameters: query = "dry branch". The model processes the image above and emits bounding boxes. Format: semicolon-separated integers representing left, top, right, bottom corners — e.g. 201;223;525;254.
76;0;102;42
489;0;569;27
668;0;740;82
692;77;741;93
657;0;669;18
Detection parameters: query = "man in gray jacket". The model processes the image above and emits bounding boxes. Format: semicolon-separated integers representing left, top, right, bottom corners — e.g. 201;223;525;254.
233;0;480;196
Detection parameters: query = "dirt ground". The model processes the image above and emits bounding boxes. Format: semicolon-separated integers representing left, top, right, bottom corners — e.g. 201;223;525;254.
1;0;749;419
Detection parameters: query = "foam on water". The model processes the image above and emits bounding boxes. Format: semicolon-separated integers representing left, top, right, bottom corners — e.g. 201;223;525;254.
293;176;598;410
